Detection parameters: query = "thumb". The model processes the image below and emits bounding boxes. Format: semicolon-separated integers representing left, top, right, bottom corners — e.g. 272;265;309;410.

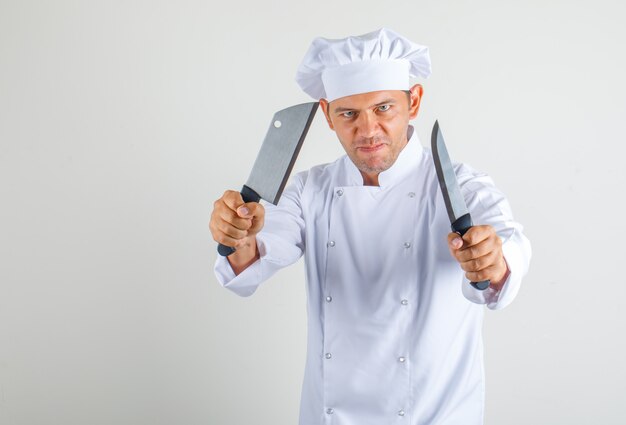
448;233;463;250
236;205;250;217
237;202;261;218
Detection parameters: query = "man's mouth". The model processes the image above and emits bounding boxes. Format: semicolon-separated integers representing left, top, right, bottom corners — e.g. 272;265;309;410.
357;144;386;153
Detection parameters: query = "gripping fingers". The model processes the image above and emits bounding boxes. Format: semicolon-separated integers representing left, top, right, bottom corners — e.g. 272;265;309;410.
465;265;499;283
221;190;245;210
216;218;249;240
459;249;500;273
210;191;265;255
461;225;493;246
456;240;494;262
214;232;243;249
219;208;252;231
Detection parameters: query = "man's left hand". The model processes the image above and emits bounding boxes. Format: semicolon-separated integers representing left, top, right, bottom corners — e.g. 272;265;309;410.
448;225;509;289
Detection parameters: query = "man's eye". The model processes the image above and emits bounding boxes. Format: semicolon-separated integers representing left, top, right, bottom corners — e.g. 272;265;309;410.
342;111;355;118
378;104;391;112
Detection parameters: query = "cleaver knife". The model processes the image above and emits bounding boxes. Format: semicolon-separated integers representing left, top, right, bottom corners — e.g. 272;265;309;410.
217;102;318;257
431;120;490;290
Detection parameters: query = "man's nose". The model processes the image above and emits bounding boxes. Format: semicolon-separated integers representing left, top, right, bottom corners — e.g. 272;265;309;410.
355;111;379;139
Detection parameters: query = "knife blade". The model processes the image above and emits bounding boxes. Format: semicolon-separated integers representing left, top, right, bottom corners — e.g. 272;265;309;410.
431;120;490;290
217;102;319;257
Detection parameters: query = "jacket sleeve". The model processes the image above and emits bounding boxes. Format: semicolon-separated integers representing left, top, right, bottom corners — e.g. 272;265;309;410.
455;165;532;310
213;172;307;297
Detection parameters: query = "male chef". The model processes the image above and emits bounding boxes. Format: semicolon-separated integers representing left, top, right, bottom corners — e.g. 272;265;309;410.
209;28;531;425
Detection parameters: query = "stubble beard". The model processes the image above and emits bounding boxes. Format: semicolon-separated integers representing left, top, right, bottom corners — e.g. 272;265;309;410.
352;152;394;174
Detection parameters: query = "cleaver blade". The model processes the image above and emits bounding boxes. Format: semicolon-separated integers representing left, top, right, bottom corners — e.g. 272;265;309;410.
218;102;318;256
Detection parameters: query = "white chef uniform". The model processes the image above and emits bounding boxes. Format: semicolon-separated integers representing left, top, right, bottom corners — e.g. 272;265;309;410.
214;126;532;425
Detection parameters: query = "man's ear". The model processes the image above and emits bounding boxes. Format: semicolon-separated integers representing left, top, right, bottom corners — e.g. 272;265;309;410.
408;84;423;120
319;98;335;130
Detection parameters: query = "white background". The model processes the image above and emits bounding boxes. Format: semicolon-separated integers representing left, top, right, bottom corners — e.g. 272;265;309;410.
1;0;625;424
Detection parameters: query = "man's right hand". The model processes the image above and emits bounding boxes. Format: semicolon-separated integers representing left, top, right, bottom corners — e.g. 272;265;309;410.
209;190;265;274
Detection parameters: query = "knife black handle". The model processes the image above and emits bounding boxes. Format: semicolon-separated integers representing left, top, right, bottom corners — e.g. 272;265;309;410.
451;213;490;291
217;185;262;257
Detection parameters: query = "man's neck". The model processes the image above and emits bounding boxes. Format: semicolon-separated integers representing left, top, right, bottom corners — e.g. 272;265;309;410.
360;172;380;186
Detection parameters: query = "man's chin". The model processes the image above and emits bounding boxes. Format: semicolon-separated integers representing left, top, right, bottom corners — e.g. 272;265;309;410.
357;158;394;175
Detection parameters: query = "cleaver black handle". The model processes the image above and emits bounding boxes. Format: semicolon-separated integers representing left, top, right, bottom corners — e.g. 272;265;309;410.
451;213;490;291
217;185;262;257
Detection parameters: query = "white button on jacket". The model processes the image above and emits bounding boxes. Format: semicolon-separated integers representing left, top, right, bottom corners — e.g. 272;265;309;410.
215;128;532;425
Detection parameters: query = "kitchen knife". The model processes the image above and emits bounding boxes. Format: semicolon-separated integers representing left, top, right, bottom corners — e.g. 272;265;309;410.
217;102;319;257
431;120;490;290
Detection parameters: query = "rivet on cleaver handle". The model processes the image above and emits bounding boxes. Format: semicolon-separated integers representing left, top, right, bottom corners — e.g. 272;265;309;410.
431;120;489;291
217;102;319;257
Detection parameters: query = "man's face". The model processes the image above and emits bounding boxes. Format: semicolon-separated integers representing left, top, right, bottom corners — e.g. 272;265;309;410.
320;84;423;183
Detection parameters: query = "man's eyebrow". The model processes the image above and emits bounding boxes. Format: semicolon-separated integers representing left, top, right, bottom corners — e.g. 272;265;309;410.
332;99;397;114
332;106;353;113
373;98;397;107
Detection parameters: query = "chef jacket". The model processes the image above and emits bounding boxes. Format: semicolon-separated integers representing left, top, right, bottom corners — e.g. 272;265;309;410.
214;126;532;425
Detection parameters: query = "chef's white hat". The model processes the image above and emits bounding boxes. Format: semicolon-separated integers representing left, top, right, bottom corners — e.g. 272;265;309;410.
295;28;431;102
